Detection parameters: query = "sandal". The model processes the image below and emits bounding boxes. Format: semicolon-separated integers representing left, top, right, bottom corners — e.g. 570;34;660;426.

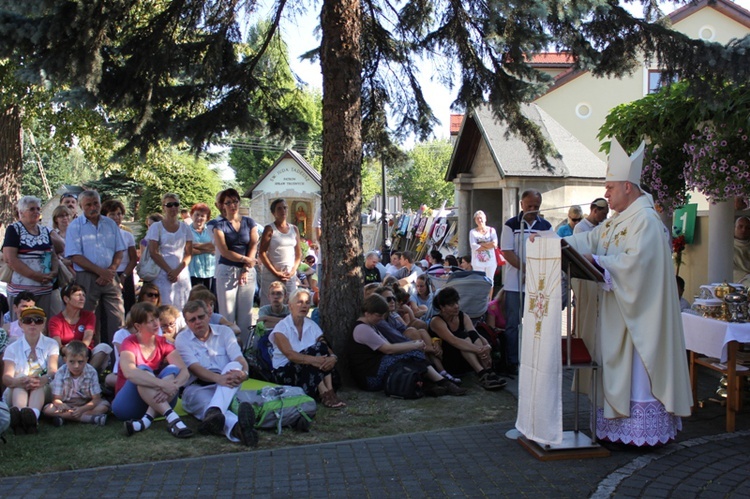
167;417;194;439
478;370;507;391
321;390;346;409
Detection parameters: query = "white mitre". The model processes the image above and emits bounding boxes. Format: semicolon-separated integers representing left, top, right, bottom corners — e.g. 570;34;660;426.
606;138;646;186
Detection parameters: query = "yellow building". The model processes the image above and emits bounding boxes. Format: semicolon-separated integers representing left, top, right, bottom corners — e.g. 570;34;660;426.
532;0;750;160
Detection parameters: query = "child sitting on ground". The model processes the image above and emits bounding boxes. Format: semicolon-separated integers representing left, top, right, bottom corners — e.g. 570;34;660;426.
188;286;242;337
257;281;291;330
43;340;110;426
157;305;182;344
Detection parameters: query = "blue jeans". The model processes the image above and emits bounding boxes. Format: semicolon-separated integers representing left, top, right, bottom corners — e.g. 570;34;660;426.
112;365;180;421
504;291;524;365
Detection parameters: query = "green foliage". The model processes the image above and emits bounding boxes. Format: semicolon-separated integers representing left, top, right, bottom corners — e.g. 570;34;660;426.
361;157;382;209
228;20;323;191
390;140;455;211
136;151;223;225
599;80;750;211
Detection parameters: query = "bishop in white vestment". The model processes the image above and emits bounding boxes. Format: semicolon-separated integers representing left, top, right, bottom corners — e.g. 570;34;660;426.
565;138;693;446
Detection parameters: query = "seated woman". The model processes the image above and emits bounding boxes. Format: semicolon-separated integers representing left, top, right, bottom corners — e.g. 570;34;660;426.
2;307;59;434
410;274;432;318
269;288;345;408
373;286;460;383
111;302;193;438
47;284;113;373
137;282;162;307
393;283;427;326
429;286;506;391
257;281;290;330
349;294;466;396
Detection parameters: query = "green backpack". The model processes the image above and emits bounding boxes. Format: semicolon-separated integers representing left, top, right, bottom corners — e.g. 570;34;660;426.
231;386;316;435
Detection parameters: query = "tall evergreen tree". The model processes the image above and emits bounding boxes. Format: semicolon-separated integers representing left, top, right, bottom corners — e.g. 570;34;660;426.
0;0;748;355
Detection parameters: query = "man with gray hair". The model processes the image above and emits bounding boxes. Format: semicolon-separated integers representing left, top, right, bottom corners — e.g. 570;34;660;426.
564;138;692;447
176;300;257;447
363;251;384;284
65;190;126;345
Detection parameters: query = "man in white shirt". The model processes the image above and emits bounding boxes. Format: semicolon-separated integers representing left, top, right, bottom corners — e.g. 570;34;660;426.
175;300;257;447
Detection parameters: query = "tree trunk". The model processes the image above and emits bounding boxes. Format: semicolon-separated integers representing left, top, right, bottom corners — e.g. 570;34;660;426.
0;105;23;239
319;0;363;378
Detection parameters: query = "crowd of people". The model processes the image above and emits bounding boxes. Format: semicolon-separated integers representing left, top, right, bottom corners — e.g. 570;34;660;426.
0;187;517;447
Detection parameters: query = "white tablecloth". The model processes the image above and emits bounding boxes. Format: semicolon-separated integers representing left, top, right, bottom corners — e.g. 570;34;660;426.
682;312;750;362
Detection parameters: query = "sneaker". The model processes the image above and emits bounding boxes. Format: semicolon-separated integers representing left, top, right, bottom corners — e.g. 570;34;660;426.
20;408;38;434
230;402;258;447
198;407;226;436
443;380;468;396
92;414;108;426
52;416;65;427
423;381;448;397
9;407;21;435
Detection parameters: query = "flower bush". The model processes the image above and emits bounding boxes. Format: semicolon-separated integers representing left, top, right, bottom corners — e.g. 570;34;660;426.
641;144;689;213
683;125;750;203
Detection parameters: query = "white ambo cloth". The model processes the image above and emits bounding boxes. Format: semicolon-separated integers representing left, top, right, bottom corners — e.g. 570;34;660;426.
515;237;563;445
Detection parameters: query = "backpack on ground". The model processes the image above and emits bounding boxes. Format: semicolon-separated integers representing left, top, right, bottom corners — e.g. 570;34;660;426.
475;321;509;374
384;360;427;399
232;385;316;434
243;323;274;382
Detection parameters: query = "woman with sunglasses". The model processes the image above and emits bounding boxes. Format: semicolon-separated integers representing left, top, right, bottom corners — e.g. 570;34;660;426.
213;188;258;348
48;284;113;374
2;196;60;320
556;205;584;237
2;306;59;434
146;193;193;311
111;302;192;438
137;282;162;307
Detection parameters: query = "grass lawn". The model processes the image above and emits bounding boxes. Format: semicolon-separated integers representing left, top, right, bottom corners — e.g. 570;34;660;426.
0;377;517;477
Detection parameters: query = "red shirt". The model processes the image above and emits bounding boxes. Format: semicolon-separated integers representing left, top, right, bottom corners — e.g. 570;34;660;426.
48;310;97;348
115;334;175;393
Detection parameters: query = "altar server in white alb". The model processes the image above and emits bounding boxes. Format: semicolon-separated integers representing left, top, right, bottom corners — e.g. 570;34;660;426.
564;138;692;447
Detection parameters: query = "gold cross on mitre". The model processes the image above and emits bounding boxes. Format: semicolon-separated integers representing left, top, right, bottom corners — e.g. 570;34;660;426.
527;275;550;337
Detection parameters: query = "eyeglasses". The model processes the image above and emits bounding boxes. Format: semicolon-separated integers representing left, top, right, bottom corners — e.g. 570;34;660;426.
270;291;285;296
223;200;240;206
21;317;45;325
571;217;582;222
163;202;180;208
186;313;207;324
145;292;160;298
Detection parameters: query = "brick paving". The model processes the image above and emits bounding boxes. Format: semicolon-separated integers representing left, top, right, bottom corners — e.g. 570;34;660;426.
1;367;748;498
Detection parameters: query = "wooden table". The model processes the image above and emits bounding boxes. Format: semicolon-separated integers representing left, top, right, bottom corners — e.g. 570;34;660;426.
682;312;750;432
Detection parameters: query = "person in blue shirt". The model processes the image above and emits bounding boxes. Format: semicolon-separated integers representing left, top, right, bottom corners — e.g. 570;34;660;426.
65;190;126;345
556;205;583;237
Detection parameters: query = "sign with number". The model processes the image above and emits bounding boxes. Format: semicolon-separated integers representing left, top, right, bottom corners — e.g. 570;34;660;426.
672;204;697;244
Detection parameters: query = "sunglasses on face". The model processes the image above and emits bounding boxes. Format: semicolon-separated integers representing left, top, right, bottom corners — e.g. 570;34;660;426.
224;200;240;206
187;313;207;324
21;317;45;325
163;202;180;208
145;292;160;298
384;296;396;302
571;218;582;222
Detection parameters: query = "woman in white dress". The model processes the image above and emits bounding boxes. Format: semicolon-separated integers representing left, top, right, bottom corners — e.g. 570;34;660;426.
468;210;498;281
146;193;193;311
258;198;302;307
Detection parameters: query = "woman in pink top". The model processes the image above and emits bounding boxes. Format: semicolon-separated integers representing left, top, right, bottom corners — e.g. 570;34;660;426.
110;302;192;438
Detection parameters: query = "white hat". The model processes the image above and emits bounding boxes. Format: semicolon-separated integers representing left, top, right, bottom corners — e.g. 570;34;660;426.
606;138;646;186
